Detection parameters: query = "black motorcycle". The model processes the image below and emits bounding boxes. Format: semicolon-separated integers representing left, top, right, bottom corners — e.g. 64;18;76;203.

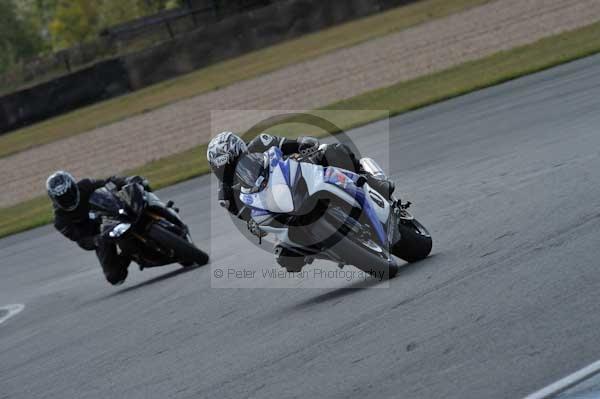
89;182;209;269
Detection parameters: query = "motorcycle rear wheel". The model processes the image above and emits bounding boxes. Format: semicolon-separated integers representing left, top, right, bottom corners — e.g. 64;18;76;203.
302;216;399;279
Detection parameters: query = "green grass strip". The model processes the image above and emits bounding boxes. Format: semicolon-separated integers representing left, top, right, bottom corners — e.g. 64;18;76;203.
2;21;600;239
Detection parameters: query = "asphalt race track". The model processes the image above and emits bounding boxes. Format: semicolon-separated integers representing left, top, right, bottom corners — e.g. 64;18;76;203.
2;54;600;399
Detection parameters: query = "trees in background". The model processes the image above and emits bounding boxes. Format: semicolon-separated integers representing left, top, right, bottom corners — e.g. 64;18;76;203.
15;0;59;41
97;0;149;31
49;0;182;49
0;0;183;73
49;0;101;49
0;0;45;72
142;0;184;13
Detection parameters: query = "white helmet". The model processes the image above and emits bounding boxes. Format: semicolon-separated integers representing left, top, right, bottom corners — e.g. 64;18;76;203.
207;132;248;179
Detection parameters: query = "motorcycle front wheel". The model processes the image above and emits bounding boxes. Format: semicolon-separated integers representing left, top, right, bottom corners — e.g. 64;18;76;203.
392;218;432;263
301;215;399;279
147;224;210;266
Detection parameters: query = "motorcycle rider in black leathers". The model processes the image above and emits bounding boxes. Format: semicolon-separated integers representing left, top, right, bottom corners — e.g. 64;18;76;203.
46;171;150;286
206;131;395;270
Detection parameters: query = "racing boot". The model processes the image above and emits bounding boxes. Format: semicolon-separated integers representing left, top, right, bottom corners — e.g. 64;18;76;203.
354;157;395;200
356;172;395;201
274;245;306;273
363;173;395;201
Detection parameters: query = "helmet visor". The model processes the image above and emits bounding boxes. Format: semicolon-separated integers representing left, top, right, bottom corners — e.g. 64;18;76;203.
55;186;80;210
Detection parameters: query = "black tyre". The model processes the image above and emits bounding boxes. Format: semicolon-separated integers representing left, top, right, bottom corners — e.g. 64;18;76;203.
303;217;399;279
147;224;209;266
392;218;432;263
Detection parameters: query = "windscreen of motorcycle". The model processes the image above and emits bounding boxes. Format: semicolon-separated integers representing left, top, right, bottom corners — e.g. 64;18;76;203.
89;188;124;214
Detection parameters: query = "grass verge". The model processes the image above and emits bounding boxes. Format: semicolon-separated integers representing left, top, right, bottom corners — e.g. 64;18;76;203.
2;21;600;239
0;0;492;159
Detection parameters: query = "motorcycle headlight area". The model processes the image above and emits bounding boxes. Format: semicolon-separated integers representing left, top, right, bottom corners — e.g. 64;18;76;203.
109;223;132;238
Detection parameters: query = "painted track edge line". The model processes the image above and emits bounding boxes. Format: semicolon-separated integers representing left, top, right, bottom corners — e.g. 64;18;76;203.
0;304;25;325
524;360;600;399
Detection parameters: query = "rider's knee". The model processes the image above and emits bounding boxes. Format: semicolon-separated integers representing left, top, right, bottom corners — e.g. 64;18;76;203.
323;143;357;171
104;269;128;286
274;246;305;273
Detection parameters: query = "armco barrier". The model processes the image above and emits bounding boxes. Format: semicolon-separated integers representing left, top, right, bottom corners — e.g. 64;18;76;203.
0;60;130;134
0;0;418;135
123;0;416;89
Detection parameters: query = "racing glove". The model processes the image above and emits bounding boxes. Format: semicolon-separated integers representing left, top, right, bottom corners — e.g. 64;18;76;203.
218;183;237;214
298;137;320;157
126;175;152;192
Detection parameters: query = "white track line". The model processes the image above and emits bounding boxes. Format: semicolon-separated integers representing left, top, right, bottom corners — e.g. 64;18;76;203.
0;304;25;325
524;360;600;399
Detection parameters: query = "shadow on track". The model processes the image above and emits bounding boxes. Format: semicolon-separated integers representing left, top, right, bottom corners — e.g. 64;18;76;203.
288;254;439;311
290;278;384;310
92;264;204;302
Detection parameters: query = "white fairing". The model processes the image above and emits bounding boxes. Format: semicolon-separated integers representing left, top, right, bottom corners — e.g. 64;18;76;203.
241;164;294;213
270;184;294;213
240;147;393;249
267;164;294;213
241;153;360;215
362;182;391;224
300;162;390;226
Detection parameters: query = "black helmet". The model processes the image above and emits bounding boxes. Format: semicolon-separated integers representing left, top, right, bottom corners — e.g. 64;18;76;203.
235;153;269;194
207;132;248;180
46;171;80;211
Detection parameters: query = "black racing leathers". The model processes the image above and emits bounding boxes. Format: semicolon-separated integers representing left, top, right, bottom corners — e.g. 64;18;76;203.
53;177;125;249
52;176;144;285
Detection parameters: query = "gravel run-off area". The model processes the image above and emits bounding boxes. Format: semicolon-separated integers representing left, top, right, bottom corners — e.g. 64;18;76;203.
2;0;600;207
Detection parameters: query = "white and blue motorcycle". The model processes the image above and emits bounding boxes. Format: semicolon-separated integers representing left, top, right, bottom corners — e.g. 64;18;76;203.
235;146;432;279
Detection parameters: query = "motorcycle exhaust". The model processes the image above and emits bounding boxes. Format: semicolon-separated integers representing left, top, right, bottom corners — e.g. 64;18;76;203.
359;157;387;180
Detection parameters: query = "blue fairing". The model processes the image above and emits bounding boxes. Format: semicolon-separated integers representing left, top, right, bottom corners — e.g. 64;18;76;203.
240;149;387;246
324;167;387;246
251;209;272;218
268;147;291;186
269;146;283;165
